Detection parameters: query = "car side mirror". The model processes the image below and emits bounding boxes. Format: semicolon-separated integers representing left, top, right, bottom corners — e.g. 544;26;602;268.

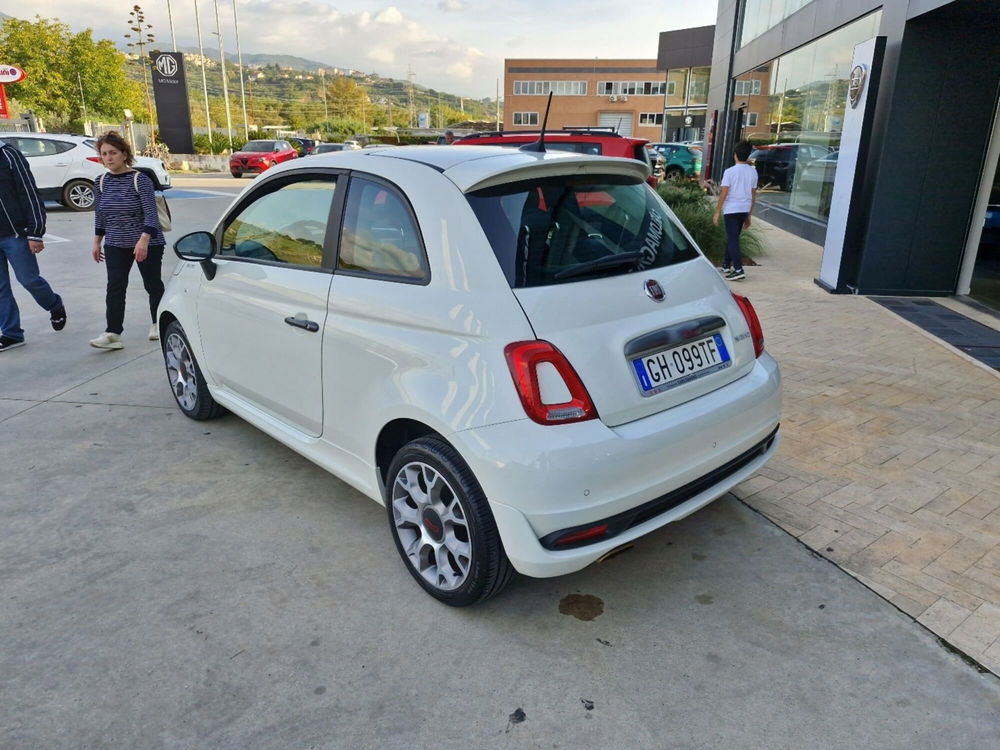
174;231;218;280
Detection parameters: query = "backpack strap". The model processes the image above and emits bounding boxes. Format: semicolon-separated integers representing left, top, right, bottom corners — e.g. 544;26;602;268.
99;172;106;192
133;172;140;193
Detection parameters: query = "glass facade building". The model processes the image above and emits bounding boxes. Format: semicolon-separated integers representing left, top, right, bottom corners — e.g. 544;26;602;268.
732;11;882;223
706;0;1000;303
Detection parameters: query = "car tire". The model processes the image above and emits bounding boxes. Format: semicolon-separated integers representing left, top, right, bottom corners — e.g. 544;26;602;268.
62;179;97;211
385;436;514;606
665;167;685;182
162;321;226;421
231;171;243;178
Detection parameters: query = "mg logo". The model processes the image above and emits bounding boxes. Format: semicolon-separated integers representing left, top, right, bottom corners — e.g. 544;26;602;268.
155;55;178;77
644;279;665;302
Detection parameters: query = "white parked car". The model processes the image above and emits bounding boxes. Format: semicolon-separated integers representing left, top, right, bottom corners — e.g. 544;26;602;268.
0;132;172;211
160;145;781;605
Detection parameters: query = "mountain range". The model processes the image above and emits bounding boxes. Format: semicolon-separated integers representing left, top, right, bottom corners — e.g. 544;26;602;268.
175;46;344;74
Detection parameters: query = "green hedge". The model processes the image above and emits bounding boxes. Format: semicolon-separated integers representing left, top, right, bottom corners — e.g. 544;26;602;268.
657;182;764;264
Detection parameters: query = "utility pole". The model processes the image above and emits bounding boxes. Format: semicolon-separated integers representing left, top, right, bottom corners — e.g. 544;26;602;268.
211;0;234;148
125;5;156;146
232;0;250;138
320;68;329;122
193;0;213;140
496;78;500;129
77;72;88;129
407;65;415;127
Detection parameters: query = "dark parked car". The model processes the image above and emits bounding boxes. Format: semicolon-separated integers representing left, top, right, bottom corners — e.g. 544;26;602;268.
288;137;318;156
749;143;831;191
313;142;361;154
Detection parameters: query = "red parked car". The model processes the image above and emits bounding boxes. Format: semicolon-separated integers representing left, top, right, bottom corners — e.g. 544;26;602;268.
454;127;658;186
229;139;298;178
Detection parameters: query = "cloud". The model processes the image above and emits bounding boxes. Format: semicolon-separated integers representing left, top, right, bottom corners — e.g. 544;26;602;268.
438;0;466;11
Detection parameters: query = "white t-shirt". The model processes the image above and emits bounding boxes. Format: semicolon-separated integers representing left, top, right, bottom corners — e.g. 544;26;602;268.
721;163;758;214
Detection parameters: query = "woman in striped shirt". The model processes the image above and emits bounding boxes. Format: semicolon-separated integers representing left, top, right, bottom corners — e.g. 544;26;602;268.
89;131;165;350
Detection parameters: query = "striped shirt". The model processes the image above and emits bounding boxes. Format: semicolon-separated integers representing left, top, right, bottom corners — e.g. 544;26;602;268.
0;143;46;241
94;170;165;247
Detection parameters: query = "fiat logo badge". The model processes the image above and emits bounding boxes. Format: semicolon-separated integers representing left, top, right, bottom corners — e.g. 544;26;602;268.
848;64;867;109
644;279;665;302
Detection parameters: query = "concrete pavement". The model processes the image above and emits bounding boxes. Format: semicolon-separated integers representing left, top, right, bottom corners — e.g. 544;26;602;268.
1;178;998;748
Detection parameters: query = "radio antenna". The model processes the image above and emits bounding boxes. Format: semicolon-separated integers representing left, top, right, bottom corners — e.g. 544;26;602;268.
520;92;553;153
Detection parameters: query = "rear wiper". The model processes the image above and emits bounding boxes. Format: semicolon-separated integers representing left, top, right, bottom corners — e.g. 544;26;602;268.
554;251;643;280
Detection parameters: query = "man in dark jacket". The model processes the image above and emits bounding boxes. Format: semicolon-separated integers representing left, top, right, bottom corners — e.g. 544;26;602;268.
0;140;65;351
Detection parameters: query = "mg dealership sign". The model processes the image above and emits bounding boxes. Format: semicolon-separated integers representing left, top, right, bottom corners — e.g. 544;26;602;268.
0;64;26;119
149;51;195;153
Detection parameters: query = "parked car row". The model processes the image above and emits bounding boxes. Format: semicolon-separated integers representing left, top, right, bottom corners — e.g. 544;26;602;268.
748;143;832;191
0;132;171;211
647;142;703;182
229;139;363;177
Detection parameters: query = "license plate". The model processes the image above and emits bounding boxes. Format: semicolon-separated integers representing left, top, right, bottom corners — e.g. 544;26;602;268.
631;333;731;396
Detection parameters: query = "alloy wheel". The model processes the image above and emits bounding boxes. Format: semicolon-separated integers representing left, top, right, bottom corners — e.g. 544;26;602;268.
391;461;472;591
69;184;95;209
164;332;199;412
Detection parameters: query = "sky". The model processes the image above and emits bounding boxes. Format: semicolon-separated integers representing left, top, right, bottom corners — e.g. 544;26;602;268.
6;0;717;98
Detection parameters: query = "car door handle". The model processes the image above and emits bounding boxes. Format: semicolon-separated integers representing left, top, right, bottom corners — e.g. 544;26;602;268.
284;316;319;332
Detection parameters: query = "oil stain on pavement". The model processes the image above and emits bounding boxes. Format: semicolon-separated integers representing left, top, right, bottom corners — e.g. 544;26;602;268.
559;593;604;620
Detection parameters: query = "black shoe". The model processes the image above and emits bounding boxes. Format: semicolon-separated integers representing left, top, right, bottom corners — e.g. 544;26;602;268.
0;335;26;352
726;269;746;281
50;306;66;331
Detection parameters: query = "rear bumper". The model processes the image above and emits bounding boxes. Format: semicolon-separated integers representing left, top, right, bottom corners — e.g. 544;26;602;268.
451;353;781;578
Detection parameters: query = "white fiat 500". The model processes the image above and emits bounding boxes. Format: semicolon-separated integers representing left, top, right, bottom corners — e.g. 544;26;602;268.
160;145;781;605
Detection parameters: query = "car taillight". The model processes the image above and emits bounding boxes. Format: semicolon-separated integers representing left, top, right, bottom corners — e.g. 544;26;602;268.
732;292;765;357
504;341;597;425
86;156;101;163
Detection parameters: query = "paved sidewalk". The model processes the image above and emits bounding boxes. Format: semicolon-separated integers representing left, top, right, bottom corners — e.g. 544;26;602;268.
732;221;1000;674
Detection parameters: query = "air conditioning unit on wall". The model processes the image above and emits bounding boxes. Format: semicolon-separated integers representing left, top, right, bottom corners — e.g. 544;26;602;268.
609;95;618;102
620;95;628;102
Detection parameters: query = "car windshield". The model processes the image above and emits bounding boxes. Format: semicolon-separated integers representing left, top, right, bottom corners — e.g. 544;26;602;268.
467;174;699;289
242;141;277;152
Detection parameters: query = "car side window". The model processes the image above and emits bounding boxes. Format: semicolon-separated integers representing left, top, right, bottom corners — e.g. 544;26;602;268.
220;178;337;268
11;138;62;157
338;177;428;281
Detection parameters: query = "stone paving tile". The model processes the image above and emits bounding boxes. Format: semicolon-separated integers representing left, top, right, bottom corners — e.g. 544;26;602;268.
732;221;1000;674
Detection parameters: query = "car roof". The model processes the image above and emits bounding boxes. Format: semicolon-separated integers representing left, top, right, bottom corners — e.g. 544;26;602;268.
458;131;648;145
263;144;650;193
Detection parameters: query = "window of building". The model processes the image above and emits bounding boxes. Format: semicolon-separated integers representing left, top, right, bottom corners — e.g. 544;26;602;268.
733;79;762;96
639;113;665;126
687;67;711;105
597;81;667;96
727;10;883;227
513;112;539;126
740;0;814;47
513;80;587;96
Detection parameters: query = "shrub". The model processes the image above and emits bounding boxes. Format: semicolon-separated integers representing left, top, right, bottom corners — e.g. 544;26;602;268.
658;183;765;264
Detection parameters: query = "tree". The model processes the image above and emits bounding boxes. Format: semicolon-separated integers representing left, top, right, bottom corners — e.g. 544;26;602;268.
0;16;143;129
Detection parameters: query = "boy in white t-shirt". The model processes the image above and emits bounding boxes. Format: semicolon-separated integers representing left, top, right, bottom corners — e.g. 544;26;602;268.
712;140;758;281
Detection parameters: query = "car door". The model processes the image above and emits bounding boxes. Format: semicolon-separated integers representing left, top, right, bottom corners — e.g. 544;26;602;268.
196;173;343;436
8;137;74;190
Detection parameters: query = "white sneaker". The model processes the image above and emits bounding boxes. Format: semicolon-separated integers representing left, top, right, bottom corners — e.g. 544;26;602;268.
90;332;123;350
148;324;159;341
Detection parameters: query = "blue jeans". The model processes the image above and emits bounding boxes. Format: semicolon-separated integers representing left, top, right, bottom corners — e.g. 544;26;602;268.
723;212;748;272
0;235;63;342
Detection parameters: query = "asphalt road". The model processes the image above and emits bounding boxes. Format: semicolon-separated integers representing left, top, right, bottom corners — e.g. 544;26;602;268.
2;175;999;749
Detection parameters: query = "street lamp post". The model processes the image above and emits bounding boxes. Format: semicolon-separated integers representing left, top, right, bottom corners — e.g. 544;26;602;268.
193;0;213;140
211;0;234;148
232;0;250;139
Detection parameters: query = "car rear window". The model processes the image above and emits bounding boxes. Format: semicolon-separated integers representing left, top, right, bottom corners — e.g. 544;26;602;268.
466;174;699;289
